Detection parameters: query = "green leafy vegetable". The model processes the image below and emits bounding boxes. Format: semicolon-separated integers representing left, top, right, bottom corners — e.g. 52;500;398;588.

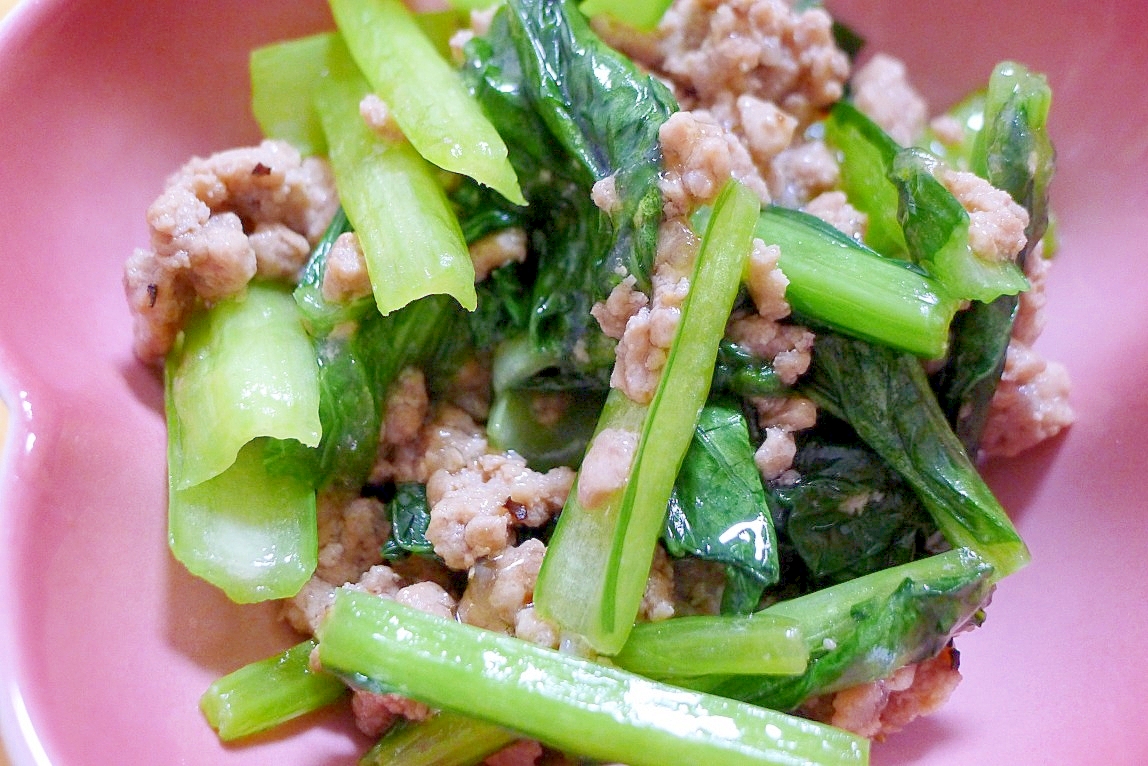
200;640;347;741
250;32;340;156
663;399;780;614
381;483;437;561
801;332;1029;578
613;612;808;679
578;0;674;31
167;284;322;490
458;0;677;389
773;422;938;584
486;388;605;471
318;589;870;765
361;710;517;766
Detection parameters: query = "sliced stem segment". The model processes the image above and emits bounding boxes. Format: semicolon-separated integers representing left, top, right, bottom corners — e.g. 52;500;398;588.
330;0;524;204
534;181;761;654
317;590;869;766
200;640;347;741
314;39;477;315
360;711;517;766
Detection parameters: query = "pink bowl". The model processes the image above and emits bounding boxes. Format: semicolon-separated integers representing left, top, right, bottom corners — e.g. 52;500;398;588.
0;0;1145;764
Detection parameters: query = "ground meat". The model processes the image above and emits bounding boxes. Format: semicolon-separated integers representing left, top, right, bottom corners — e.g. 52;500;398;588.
372;399;489;487
851;53;928;146
359;93;404;143
351;689;432;739
658;109;769;218
470;227;528;282
381;367;431;448
752;394;818;481
280;576;337;636
444;356;495;422
639;545;677;622
767;139;840;208
1012;241;1049;346
315;491;390;586
591;174;623;214
979;342;1074;459
744;240;791;322
726;314;816;385
941;168;1029;264
321;232;372;304
426;452;574;571
124;139;338;364
457;539;557;646
653;0;849;123
610;219;699;403
591;275;649;340
577;427;639;509
802;645;963;739
804;190;868;241
755;426;799;481
735;94;799;167
672;557;727;616
484;740;545;766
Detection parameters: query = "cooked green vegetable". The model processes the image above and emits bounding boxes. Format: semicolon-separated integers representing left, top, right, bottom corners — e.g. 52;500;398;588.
200;640;347;741
360;711;517;766
380;482;436;562
933;61;1055;452
167;437;318;603
613;612;808;679
773;422;938;585
578;0;674;31
752;205;960;359
801;332;1029;578
250;32;340;156
329;0;524;205
702;548;993;710
535;180;760;654
458;0;677;389
167;284;322;489
314;38;477;316
318;589;870;766
486;388;605;471
663;399;780;614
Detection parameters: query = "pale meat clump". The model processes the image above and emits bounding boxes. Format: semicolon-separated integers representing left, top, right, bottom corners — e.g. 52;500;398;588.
124;139;338;364
981;244;1075;458
850;53;929;146
799;645;963;739
604;218;700;404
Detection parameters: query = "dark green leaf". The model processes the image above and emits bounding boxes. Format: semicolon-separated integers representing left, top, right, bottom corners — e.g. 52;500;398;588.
382;483;437;561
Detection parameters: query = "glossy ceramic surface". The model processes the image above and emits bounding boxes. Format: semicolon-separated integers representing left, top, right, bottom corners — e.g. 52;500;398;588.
0;0;1145;764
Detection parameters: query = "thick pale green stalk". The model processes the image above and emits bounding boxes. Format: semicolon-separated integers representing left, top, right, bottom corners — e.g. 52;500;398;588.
360;711;517;766
329;0;525;205
613;613;808;678
201;640;346;740
250;32;340;155
167;283;322;490
167;437;317;602
318;590;869;766
314;41;477;315
534;181;760;654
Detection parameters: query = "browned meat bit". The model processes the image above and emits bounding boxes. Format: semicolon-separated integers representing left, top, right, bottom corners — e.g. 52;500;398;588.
426;452;574;570
800;644;963;739
941;168;1030;265
751;394;818;482
469;226;528;282
638;544;677;622
124;139;338;365
458;538;558;647
314;491;390;587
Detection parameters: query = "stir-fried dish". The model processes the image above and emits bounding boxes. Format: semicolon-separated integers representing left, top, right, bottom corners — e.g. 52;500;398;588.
123;0;1073;763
